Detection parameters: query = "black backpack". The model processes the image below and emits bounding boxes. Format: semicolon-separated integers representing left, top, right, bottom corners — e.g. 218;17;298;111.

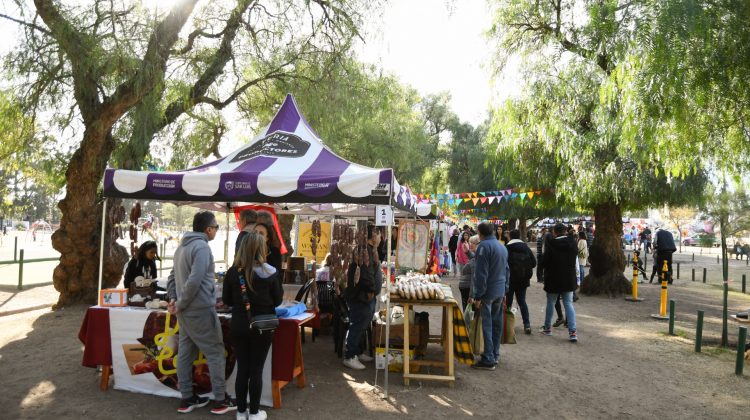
508;248;532;281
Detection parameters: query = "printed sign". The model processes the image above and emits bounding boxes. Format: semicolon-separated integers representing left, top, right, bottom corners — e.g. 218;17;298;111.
297;221;331;263
230;131;310;162
375;205;393;227
371;183;391;196
109;308;272;405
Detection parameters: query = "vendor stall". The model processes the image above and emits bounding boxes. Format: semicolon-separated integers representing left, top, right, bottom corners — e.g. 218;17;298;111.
84;94;418;402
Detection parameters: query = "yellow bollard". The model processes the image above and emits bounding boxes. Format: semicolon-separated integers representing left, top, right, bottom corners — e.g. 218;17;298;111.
625;252;643;301
651;259;669;319
659;260;668;316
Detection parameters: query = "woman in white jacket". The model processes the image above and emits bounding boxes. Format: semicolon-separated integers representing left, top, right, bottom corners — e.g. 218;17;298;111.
577;231;589;286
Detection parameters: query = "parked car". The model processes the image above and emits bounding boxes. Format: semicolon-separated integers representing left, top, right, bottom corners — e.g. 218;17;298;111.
682;234;720;247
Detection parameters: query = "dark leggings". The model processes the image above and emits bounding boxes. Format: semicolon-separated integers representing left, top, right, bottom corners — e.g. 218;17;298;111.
233;329;274;414
459;286;471;311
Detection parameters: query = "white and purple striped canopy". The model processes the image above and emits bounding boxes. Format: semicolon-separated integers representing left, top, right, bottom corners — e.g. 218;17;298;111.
103;94;416;211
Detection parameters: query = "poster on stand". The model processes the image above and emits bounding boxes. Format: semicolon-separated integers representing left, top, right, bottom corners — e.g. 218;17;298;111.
109;307;272;406
297;221;331;263
396;221;430;271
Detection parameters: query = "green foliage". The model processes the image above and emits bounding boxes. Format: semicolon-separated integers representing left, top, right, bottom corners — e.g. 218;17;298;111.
487;0;706;213
618;0;750;176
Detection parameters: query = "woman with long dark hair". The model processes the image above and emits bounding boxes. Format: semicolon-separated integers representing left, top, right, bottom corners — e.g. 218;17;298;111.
253;222;282;273
123;241;160;289
223;233;283;420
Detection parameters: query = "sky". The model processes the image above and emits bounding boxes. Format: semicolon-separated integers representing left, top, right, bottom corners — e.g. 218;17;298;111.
357;0;521;127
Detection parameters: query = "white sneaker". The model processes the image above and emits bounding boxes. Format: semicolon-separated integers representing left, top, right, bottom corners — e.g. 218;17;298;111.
343;356;366;370
247;410;267;420
237;410;248;420
358;353;374;362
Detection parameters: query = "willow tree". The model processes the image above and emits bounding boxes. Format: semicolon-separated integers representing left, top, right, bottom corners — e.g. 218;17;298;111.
487;0;706;295
616;0;750;340
2;0;370;306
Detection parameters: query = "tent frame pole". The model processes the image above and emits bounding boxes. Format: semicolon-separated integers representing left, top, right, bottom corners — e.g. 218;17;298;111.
97;198;107;306
224;205;230;267
384;205;393;399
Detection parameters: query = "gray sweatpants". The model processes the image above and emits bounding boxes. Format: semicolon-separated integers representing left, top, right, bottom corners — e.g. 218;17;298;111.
176;309;226;400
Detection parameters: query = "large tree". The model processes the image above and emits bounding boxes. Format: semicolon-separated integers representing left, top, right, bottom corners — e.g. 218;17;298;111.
487;0;706;295
2;0;370;306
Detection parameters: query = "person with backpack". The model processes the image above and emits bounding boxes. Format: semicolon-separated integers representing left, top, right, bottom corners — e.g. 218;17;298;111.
506;229;536;334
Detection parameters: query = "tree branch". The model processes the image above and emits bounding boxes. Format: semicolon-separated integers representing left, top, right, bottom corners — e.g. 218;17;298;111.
0;13;51;35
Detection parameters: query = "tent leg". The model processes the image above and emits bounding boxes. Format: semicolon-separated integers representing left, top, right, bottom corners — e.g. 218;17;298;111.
97;199;107;306
384;206;393;398
224;207;230;267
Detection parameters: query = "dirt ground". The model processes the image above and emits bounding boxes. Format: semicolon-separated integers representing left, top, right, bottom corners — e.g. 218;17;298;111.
1;252;750;419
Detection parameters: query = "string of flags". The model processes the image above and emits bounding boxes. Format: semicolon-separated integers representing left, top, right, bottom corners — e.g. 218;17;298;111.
415;189;553;207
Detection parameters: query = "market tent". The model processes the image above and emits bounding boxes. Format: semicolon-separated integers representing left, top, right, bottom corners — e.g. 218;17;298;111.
103;94;416;212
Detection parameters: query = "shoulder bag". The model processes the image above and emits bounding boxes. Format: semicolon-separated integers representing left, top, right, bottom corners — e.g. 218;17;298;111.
239;273;279;333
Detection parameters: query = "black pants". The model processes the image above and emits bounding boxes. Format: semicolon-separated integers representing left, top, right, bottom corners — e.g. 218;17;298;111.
233;328;274;414
459;286;471;311
654;250;674;284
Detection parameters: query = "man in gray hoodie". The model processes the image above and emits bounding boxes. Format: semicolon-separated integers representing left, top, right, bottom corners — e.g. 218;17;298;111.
167;211;235;414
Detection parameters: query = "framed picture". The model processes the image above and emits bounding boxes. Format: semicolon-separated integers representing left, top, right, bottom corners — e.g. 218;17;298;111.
100;288;128;307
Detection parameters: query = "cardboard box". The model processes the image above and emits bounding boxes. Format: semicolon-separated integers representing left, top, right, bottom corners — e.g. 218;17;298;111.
375;346;415;372
373;323;421;348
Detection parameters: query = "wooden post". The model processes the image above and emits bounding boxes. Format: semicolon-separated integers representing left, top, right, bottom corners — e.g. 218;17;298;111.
695;310;704;353
17;249;24;290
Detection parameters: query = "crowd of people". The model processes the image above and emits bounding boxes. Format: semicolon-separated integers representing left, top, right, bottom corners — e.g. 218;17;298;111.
446;222;588;370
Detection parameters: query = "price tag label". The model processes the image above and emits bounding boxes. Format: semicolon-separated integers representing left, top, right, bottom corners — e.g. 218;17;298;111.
375;205;393;226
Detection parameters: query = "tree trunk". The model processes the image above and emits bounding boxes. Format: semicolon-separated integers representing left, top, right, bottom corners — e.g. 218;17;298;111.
51;130;129;307
518;218;528;243
580;202;631;296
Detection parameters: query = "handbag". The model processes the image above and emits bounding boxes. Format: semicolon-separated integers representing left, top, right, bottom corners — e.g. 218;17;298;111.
239;273;279;333
501;300;517;345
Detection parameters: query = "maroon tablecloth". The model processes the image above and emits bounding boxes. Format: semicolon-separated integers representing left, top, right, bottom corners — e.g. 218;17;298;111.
78;307;310;382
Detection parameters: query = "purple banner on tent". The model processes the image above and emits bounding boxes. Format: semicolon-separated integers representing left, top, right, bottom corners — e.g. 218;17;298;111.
147;173;183;196
219;172;258;197
104;170;115;191
221;156;277;197
298;149;348;198
267;95;301;134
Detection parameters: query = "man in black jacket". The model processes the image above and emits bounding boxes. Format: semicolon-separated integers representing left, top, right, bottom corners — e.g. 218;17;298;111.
507;230;536;334
541;224;579;342
652;227;677;284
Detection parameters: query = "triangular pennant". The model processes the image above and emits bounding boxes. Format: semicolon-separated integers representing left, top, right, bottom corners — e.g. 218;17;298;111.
479;192;486;197
511;192;518;199
472;198;479;205
463;198;471;202
470;192;477;198
520;193;527;200
488;197;495;204
480;197;487;204
528;192;535;199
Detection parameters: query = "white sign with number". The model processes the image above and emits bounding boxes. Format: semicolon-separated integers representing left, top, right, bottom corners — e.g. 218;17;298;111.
375;205;393;226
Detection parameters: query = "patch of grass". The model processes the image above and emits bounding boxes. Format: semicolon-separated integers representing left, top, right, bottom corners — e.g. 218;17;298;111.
702;346;732;356
658;329;689;339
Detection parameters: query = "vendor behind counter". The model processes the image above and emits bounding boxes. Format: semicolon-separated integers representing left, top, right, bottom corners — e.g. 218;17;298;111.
123;241;160;290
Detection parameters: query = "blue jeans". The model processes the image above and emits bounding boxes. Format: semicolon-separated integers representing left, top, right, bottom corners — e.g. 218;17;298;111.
544;292;576;333
344;299;375;359
505;284;530;327
479;298;504;365
578;264;585;285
